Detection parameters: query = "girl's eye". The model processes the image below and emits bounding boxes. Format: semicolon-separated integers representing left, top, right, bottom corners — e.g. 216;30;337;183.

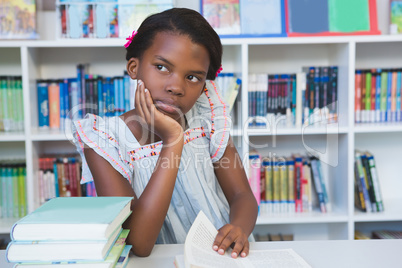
156;65;168;72
187;75;200;82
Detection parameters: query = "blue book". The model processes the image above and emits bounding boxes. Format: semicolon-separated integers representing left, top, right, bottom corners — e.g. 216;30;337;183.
37;80;49;128
10;197;132;241
115;244;132;268
375;70;382;122
387;71;393;122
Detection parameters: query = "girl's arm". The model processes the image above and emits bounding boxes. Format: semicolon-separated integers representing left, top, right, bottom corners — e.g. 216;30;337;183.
84;82;184;257
212;136;258;258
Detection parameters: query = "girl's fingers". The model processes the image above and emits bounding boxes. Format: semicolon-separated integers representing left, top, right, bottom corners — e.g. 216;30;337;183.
213;225;231;254
139;85;151;123
135;80;145;119
240;241;249;258
231;236;247;258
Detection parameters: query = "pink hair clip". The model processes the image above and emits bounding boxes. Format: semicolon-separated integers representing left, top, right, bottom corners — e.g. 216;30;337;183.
124;30;138;48
215;65;223;77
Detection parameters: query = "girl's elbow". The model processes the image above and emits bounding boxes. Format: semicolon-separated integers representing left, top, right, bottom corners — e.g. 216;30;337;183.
131;244;155;257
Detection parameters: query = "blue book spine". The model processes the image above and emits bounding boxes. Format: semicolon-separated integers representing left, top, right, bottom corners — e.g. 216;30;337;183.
6;167;13;217
37;81;49;128
119;77;124;115
76;65;83;119
375;70;382;122
53;160;59;197
387;71;392;122
97;78;104;117
63;79;69;123
69;79;79;121
106;77;112;117
124;72;131;113
396;70;402;122
113;78;119;117
59;81;65;130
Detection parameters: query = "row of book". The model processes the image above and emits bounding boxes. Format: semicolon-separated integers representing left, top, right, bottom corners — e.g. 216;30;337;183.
58;0;173;39
37;66;239;130
355;68;402;123
37;64;136;130
0;76;24;132
354;151;384;213
37;156;96;207
248;66;338;128
6;197;133;267
355;230;402;240
0;161;27;219
254;233;294;242
201;0;379;37
248;152;331;215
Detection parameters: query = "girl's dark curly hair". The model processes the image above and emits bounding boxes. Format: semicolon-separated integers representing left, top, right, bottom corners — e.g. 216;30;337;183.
125;8;222;80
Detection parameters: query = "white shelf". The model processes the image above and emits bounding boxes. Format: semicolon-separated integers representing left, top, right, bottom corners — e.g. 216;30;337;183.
353;199;402;222
0;132;25;142
247;126;348;136
354;123;402;133
30;129;73;141
256;212;348;225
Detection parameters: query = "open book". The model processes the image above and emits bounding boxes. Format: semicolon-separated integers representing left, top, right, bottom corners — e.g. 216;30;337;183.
174;211;311;268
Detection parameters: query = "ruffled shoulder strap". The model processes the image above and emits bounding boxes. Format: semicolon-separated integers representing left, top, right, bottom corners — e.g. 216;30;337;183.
72;114;135;184
185;80;232;162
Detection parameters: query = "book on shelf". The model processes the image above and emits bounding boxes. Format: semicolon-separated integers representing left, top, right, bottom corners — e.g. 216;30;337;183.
354;230;371;240
257;153;330;215
286;0;380;36
354;151;384;213
173;210;312;268
390;0;402;34
0;76;24;132
355;68;402;123
0;0;38;39
248;67;338;128
12;229;131;267
201;0;241;36
0;160;27;219
9;196;133;241
372;230;402;239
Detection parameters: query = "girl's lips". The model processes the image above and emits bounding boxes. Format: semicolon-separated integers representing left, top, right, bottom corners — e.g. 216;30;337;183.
154;100;180;114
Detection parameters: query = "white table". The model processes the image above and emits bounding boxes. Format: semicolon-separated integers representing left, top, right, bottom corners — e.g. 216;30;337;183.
2;239;402;267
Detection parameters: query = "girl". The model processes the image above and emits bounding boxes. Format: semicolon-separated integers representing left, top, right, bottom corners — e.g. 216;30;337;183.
73;8;258;258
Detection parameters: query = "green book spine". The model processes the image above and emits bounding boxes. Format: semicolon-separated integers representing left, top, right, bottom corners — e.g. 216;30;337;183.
7;77;14;131
16;78;24;131
12;166;19;218
6;167;13;217
365;71;371;111
380;71;388;121
18;167;27;217
1;77;8;131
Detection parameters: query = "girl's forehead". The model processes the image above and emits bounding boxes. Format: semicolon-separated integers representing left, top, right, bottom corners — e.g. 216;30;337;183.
146;32;210;67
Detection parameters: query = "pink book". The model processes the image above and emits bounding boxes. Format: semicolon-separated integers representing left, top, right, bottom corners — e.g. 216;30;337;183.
48;82;60;129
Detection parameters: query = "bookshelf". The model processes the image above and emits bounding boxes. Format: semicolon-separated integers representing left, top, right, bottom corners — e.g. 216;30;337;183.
1;4;402;242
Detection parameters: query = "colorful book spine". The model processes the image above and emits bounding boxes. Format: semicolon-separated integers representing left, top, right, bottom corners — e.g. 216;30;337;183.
263;158;273;214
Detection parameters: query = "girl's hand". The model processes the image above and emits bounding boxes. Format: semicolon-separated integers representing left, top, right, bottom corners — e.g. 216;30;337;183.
212;224;249;258
135;80;184;144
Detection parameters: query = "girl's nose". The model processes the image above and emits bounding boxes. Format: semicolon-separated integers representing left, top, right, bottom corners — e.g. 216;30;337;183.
165;75;185;96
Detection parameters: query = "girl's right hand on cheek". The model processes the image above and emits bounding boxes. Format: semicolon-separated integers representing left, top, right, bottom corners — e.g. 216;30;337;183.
135;80;184;145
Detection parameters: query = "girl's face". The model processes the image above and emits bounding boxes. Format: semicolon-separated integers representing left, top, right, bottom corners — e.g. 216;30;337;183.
127;32;210;122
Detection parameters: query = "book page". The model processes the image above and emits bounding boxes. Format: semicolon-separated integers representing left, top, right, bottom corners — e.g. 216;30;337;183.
248;249;312;268
184;211;311;268
184;211;245;268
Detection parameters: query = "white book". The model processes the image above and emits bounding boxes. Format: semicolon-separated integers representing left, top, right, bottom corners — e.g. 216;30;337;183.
174;210;312;268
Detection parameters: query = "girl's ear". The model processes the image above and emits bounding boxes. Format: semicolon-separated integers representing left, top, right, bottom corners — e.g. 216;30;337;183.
126;58;140;79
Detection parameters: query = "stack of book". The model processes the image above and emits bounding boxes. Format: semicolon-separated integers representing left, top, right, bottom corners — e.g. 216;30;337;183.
6;197;133;268
354;151;384;213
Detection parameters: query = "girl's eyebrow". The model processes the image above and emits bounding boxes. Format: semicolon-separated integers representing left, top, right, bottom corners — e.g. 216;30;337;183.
155;55;174;67
155;55;206;76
